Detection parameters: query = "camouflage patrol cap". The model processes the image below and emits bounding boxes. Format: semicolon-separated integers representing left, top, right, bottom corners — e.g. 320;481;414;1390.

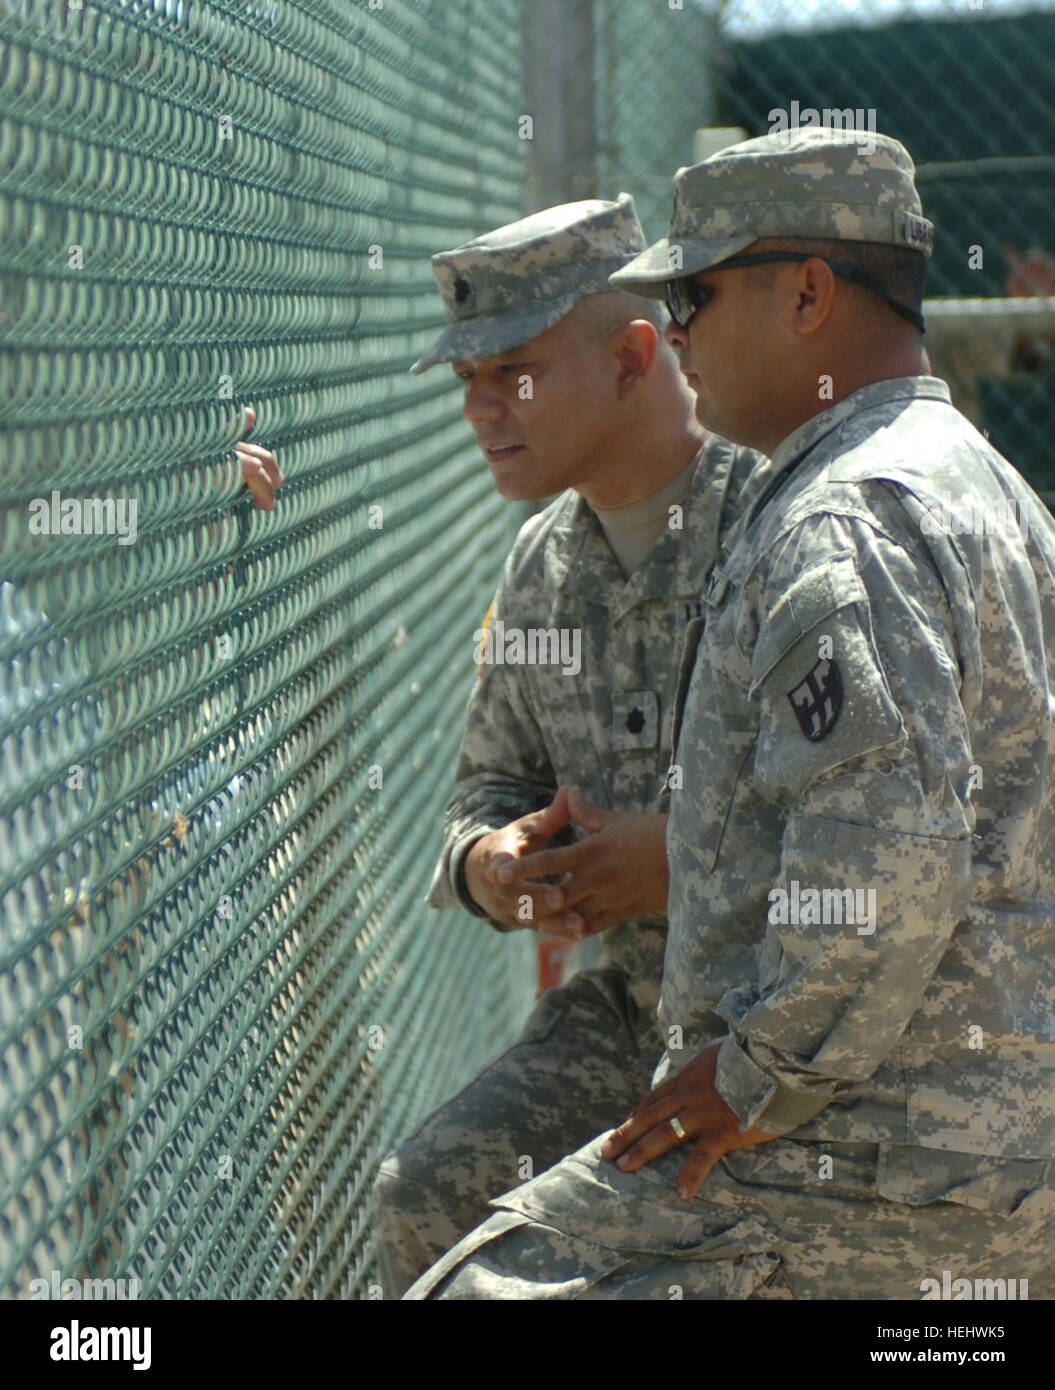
409;194;646;374
610;127;934;299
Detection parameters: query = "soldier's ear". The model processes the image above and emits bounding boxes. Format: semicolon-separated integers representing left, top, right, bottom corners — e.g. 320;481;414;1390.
791;257;838;335
613;319;657;396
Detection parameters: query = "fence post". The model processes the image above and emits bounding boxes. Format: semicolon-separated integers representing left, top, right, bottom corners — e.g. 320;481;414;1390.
523;0;597;212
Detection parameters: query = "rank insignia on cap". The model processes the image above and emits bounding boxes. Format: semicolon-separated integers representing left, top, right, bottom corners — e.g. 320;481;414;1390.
787;657;843;742
453;273;473;305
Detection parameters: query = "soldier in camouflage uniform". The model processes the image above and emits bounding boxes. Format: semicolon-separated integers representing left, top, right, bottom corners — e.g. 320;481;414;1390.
373;196;765;1296
407;129;1055;1299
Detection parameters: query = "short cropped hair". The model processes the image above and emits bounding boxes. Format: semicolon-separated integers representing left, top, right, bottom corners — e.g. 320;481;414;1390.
570;289;667;344
745;236;927;328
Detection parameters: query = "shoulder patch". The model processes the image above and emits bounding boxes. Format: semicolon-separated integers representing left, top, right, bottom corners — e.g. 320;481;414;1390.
787;656;843;741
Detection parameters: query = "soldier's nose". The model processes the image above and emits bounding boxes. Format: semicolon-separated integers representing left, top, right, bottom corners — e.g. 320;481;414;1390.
665;318;688;350
463;383;504;424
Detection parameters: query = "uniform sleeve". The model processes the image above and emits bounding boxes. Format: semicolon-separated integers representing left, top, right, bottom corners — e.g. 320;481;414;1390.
426;575;560;930
713;507;977;1131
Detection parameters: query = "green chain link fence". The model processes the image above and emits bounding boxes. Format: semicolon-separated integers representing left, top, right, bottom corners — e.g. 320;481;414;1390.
1;0;536;1300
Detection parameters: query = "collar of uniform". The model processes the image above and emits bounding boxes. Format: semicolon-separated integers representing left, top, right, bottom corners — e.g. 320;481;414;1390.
555;497;627;605
666;435;740;601
771;375;952;475
558;441;718;616
742;375;953;532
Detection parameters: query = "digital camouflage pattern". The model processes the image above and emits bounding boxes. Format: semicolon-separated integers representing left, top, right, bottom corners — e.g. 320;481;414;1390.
405;375;1055;1299
426;433;764;999
406;1133;1055;1299
610;127;934;299
662;376;1055;1161
409;194;646;373
374;433;767;1296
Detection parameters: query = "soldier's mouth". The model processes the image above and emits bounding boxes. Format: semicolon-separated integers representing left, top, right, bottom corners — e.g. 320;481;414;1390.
485;444;526;459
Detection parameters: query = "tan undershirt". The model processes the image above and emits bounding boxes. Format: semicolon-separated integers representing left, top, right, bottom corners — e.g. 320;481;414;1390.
590;456;699;578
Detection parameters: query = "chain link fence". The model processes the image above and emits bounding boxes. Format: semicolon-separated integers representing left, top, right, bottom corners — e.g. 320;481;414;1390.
1;0;535;1300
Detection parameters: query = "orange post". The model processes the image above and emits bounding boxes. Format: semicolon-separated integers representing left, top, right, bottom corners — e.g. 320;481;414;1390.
537;936;575;995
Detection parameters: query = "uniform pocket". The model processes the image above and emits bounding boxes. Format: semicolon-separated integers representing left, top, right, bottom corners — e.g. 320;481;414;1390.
671;623;757;871
405;1206;641;1300
401;1210;553;1298
749;551;864;691
876;1144;1053;1217
495;1164;790;1299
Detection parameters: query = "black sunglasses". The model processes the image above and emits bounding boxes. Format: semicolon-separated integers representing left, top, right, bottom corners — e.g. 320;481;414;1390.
664;251;924;331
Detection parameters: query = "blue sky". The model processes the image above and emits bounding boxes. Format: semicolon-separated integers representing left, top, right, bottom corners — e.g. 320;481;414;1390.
720;0;1055;38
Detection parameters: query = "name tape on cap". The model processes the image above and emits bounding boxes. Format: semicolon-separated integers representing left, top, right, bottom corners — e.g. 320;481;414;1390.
893;208;934;254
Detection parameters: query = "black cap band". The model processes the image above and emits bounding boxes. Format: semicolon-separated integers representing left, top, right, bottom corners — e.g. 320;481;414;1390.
704;251;926;333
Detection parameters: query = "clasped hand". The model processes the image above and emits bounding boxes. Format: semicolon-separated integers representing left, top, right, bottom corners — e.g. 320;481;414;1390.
464;784;668;937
